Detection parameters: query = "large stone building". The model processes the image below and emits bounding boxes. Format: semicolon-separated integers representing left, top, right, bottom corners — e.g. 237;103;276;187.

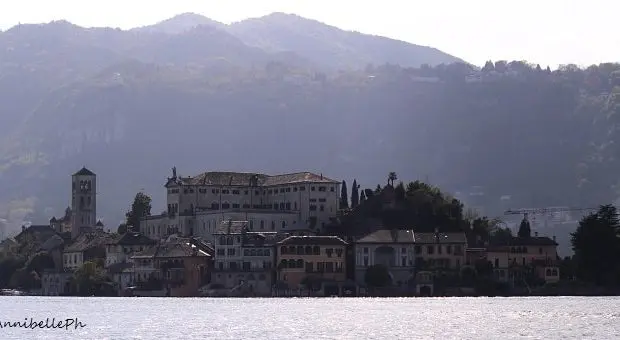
141;169;340;241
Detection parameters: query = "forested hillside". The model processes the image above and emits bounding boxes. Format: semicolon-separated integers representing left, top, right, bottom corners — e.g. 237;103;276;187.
0;14;618;237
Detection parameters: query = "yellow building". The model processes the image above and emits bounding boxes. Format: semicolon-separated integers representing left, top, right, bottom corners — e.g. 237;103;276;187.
486;235;560;284
276;236;348;295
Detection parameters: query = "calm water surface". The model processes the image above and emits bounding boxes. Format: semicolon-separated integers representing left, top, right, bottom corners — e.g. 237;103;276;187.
1;296;619;339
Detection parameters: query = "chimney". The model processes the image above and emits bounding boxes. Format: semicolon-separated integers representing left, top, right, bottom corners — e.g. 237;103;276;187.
320;173;323;180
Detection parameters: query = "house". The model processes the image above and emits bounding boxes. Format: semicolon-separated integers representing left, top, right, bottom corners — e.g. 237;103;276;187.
63;231;111;270
105;232;156;267
129;237;212;297
211;220;278;296
276;236;348;296
140;169;341;242
413;231;468;271
486;234;560;284
354;229;416;289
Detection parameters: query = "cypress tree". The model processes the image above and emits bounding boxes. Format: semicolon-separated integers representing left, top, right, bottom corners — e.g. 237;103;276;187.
340;180;349;209
360;190;367;204
351;179;359;208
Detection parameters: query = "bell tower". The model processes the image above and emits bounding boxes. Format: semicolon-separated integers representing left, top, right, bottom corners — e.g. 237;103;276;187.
71;167;97;239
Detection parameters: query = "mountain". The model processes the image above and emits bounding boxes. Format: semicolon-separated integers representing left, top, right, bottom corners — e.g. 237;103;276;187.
1;13;618;255
133;13;226;34
227;13;462;70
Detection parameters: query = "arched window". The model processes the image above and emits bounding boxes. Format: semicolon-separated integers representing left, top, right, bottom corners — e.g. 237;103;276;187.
296;259;304;268
313;246;320;255
280;260;287;269
260;220;264;229
250;249;257;256
280;246;287;254
546;269;552;276
271;221;276;230
287;259;296;268
296;246;304;255
257;249;264;256
288;246;295;254
305;246;312;254
249;220;254;230
226;237;233;245
281;221;286;229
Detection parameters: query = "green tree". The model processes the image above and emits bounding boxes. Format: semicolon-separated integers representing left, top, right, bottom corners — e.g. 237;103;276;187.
351;179;359;208
359;190;366;204
374;184;382;194
340;180;349;209
364;264;391;288
517;217;532;238
125;192;152;232
71;261;109;296
571;204;620;285
117;223;128;234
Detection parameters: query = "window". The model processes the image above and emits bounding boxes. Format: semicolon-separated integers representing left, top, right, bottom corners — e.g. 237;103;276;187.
311;186;316;191
222;202;230;209
330;187;335;192
318;186;326;192
217;249;225;256
299;186;306;191
446;245;452;254
227;248;236;256
280;246;287;254
260;220;264;229
309;205;317;211
427;246;434;255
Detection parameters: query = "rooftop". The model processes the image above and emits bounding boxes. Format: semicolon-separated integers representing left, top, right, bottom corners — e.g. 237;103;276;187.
64;231;113;252
73;167;95;176
356;229;416;244
107;232;156;246
413;232;468;244
278;236;348;246
173;171;338;187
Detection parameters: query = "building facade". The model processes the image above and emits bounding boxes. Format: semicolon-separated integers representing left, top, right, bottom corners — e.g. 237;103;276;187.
211;221;278;296
141;169;340;241
276;236;348;295
354;229;417;288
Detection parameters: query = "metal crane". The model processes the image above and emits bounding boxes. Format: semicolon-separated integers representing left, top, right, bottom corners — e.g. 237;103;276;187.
504;206;598;221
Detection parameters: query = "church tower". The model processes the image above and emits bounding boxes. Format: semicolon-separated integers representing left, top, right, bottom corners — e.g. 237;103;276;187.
71;167;97;239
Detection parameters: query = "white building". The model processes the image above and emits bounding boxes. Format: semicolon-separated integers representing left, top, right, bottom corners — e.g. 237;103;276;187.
141;169;340;242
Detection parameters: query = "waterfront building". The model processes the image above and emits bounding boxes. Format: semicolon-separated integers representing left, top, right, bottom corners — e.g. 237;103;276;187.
486;233;560;284
354;229;417;289
276;235;348;296
210;220;280;296
141;169;340;242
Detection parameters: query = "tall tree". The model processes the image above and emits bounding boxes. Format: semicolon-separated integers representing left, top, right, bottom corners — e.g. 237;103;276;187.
360;190;366;205
571;204;620;285
351;179;359;208
394;181;406;201
126;192;152;232
340;180;349;209
388;172;397;186
517;217;531;238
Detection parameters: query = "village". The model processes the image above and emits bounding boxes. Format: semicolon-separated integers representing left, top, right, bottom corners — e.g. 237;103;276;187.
0;166;561;297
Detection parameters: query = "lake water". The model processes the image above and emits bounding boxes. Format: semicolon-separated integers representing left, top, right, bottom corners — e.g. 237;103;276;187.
1;297;619;339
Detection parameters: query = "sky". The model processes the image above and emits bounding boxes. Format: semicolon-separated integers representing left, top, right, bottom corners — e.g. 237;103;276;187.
0;0;618;68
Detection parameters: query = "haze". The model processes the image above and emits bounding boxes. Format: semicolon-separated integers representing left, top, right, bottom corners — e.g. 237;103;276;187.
0;0;617;68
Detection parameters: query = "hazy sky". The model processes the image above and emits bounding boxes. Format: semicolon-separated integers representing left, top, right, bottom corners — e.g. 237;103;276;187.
0;0;617;67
